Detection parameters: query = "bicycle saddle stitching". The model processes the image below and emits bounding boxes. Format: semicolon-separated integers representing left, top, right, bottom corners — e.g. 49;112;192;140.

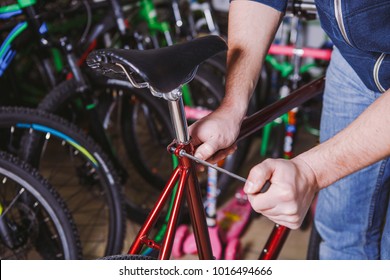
86;35;227;94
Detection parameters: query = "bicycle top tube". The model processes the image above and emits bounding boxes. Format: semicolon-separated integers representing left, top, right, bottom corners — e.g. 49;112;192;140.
86;35;227;99
238;77;325;141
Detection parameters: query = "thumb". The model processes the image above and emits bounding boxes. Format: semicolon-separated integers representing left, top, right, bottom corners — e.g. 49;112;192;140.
194;142;218;161
244;162;273;194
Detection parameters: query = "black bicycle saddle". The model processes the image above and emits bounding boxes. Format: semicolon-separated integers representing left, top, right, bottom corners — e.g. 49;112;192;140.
86;35;227;93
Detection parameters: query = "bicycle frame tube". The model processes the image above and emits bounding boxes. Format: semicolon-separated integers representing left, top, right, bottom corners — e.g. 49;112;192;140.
128;142;213;259
129;96;213;259
260;224;290;259
128;164;183;257
241;76;325;260
167;98;214;259
238;77;325;141
128;77;324;260
0;2;60;86
261;20;331;159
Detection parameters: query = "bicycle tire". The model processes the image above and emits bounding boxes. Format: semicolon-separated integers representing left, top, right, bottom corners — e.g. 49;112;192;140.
36;71;247;223
0;106;125;259
119;89;176;222
0;151;82;259
35;77;160;223
35;77;167;223
121;89;174;188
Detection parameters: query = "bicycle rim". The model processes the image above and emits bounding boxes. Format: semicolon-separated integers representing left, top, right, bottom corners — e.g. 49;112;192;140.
0;107;125;259
0;151;82;259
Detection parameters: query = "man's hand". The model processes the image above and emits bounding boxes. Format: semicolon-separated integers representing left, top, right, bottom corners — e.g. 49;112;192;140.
243;157;319;229
189;110;241;164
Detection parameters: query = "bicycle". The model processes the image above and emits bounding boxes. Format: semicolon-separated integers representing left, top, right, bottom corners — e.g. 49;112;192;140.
259;11;330;160
0;106;126;259
86;34;325;260
0;3;128;258
0;150;82;259
17;0;242;222
0;0;161;235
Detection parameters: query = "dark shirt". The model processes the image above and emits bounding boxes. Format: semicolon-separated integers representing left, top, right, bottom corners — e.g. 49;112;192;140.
248;0;390;92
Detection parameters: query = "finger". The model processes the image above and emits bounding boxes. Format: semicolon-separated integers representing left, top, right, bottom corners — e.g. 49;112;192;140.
246;182;284;212
207;144;237;164
247;193;276;213
190;134;202;148
265;216;302;230
193;145;236;172
244;161;274;194
250;201;303;230
193;142;218;161
254;204;295;217
247;194;273;211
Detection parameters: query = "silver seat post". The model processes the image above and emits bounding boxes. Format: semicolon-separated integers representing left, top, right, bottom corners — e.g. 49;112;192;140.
167;94;190;144
115;63;191;144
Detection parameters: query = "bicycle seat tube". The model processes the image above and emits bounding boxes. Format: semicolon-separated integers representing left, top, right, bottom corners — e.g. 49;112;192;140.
167;91;214;259
167;96;189;143
118;72;213;258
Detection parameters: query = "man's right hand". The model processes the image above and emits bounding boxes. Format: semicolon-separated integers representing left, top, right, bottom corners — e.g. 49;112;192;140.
188;109;242;164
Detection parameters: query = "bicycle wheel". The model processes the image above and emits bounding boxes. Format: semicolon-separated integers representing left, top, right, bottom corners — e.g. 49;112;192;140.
121;90;174;189
0;151;82;259
35;77;164;223
37;71;246;222
120;89;175;222
0;107;125;259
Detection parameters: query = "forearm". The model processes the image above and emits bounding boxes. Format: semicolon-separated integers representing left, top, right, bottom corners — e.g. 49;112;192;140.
296;88;390;189
218;0;283;121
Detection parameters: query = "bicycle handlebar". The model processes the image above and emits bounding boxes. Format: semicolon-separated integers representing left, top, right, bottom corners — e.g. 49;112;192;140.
268;44;332;60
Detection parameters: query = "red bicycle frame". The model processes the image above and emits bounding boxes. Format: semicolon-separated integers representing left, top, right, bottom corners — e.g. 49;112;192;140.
128;77;325;260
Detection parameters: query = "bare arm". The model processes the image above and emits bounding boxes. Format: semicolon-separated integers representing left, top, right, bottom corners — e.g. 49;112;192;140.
222;0;283;120
298;87;390;188
189;1;283;161
245;87;390;229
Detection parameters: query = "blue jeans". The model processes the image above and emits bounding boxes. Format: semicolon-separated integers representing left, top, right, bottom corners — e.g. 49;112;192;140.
315;47;390;259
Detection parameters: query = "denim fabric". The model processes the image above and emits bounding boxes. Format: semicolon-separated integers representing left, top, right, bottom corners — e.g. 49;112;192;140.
249;0;390;92
314;0;390;92
248;0;287;12
315;47;390;259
